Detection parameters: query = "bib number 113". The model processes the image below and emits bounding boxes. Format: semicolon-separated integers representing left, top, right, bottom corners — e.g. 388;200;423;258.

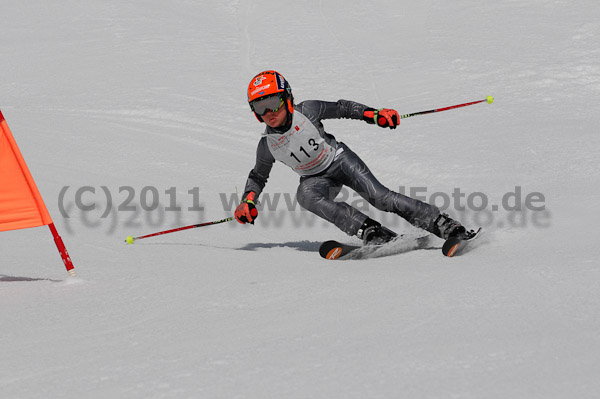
290;138;319;162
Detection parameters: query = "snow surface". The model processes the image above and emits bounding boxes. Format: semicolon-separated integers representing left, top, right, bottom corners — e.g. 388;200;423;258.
1;1;599;398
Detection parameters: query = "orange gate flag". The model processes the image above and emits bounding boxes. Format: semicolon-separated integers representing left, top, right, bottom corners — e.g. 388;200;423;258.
0;109;76;276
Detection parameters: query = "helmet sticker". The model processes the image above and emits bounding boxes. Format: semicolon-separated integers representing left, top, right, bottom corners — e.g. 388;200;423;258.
253;76;267;86
276;74;285;90
250;84;271;96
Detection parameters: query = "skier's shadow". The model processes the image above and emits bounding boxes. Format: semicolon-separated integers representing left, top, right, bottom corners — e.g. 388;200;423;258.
239;240;321;252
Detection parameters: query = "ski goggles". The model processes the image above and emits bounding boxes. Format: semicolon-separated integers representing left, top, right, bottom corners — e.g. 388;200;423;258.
250;94;285;116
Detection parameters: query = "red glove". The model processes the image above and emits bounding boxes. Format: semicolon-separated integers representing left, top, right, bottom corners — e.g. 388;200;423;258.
235;192;258;224
363;108;400;129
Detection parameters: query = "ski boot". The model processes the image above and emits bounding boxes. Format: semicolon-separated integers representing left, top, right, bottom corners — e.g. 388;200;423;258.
357;218;398;245
433;213;477;240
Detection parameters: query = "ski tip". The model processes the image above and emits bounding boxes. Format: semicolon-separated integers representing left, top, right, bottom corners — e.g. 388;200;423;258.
445;242;461;257
319;240;343;259
442;227;482;257
319;240;359;260
325;246;344;260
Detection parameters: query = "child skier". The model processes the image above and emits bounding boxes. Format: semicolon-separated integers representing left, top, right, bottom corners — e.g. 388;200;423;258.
235;70;475;245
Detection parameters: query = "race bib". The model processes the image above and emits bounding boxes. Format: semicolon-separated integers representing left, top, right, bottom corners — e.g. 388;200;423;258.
264;111;336;176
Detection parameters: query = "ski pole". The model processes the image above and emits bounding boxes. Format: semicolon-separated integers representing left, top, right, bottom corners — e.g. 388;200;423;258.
125;216;234;244
400;95;494;119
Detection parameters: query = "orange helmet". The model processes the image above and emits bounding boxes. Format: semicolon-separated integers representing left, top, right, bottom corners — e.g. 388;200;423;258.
247;70;294;122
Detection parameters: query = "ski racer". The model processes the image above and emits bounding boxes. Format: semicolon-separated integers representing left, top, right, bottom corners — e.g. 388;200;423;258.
235;70;475;244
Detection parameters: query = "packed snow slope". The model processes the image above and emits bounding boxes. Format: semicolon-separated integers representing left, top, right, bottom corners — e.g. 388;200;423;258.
2;1;599;398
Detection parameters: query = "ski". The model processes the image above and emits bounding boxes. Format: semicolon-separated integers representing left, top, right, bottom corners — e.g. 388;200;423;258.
442;228;482;257
319;234;435;260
